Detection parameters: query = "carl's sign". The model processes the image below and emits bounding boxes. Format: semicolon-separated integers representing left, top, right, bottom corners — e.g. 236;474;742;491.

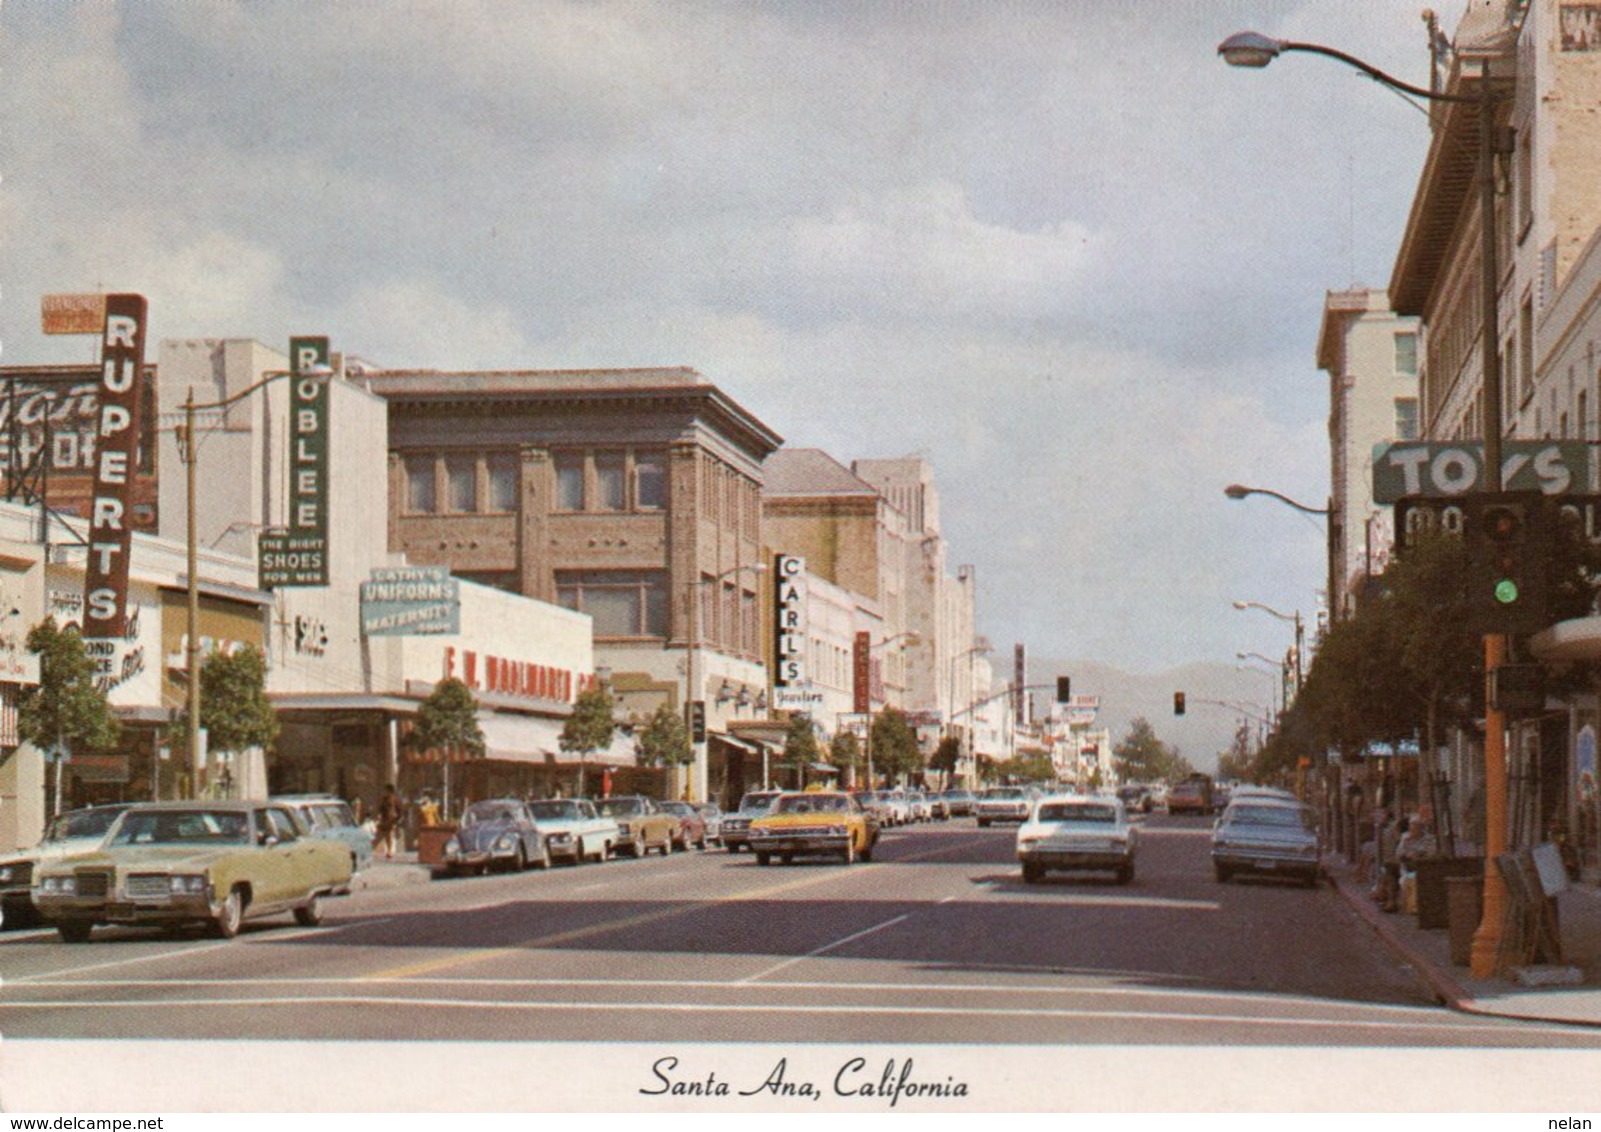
773;554;806;689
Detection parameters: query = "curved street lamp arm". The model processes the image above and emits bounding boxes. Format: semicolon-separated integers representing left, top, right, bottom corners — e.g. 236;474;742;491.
1223;483;1330;516
1278;40;1472;105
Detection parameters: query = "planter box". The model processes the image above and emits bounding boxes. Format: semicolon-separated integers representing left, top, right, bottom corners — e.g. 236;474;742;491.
416;824;459;867
1416;856;1483;930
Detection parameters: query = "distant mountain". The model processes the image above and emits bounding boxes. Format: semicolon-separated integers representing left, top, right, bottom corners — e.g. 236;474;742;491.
1025;659;1286;775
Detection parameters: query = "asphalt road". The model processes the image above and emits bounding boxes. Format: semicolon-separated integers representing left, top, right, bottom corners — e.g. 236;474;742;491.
4;814;1599;1048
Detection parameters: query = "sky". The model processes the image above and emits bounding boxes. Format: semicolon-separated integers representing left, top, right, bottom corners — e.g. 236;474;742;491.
0;0;1436;679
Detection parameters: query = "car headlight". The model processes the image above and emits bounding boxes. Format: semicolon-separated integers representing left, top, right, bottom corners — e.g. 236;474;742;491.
39;876;76;895
444;839;461;855
496;835;517;851
0;865;14;883
549;832;572;844
169;874;208;895
617;822;633;835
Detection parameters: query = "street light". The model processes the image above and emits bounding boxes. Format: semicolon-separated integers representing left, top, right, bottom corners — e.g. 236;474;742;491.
175;361;333;798
687;563;767;800
1233;600;1305;692
1237;651;1289;713
1221;27;1512;977
1223;484;1330;516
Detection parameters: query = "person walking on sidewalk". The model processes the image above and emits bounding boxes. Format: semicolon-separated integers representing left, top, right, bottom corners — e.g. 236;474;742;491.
376;784;405;860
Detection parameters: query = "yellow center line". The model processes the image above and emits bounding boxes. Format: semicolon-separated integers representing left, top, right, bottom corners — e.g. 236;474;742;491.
363;861;889;981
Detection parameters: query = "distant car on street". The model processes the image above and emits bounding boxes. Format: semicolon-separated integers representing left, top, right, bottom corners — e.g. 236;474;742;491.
1166;775;1216;816
526;798;617;864
939;788;976;817
440;799;550;875
693;802;724;847
1017;794;1136;885
1211;799;1322;887
974;786;1034;827
721;790;783;853
1115;785;1153;814
748;791;875;866
595;795;678;857
659;800;709;850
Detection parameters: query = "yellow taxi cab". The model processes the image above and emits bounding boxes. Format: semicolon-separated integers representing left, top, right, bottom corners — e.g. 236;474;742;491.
747;790;876;866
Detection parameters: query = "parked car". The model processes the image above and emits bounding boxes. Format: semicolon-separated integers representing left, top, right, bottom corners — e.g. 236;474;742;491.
939;788;977;817
748;791;876;866
1;803;132;929
1211;799;1322;887
881;790;913;826
32;801;353;942
852;791;893;828
526;798;618;864
272;794;373;874
924;791;951;820
906;790;932;822
693;802;725;848
1017;794;1136;885
659;800;709;850
594;795;679;857
974;786;1034;826
440;799;550;875
721;790;783;852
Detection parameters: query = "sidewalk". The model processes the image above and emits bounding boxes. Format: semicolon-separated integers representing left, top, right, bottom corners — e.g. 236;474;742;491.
1328;856;1601;1027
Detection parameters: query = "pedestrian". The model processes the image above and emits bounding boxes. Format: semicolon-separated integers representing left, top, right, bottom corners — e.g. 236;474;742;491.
1378;810;1403;913
376;784;404;860
417;792;441;828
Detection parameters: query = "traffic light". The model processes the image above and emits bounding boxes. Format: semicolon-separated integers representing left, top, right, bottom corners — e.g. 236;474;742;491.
686;700;707;743
1465;492;1548;633
1056;676;1071;703
1174;691;1186;716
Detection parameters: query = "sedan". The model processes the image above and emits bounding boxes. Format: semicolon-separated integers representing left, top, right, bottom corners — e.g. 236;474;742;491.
721;790;782;853
1016;795;1136;885
974;786;1033;826
440;799;550;875
1;803;132;929
526;798;618;864
33;801;352;942
595;796;679;857
748;791;875;866
693;802;724;847
1211;800;1322;887
272;794;373;874
658;801;709;850
939;788;976;817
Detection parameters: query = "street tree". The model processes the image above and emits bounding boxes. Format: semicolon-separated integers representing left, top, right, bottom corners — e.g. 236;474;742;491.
1113;717;1180;782
869;707;923;785
406;677;485;817
928;735;962;788
18;618;119;816
780;713;822;788
828;730;864;785
636;702;693;770
171;645;279;797
560;682;616;797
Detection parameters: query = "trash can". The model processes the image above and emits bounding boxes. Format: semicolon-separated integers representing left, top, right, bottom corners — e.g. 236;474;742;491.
416;823;458;867
1415;857;1483;930
1446;874;1483;967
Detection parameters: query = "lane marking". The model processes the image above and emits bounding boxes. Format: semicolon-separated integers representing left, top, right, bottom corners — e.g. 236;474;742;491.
0;994;1582;1037
361;864;900;982
739;914;911;983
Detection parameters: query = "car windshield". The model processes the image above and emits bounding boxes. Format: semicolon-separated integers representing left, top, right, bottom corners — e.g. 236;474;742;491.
984;788;1026;800
661;802;693;816
528;801;580;821
464;803;521;825
1038;803;1117;824
596;799;644;817
109;809;251;846
738;794;779;812
771;795;850;814
1227;805;1314;829
45;807;127;842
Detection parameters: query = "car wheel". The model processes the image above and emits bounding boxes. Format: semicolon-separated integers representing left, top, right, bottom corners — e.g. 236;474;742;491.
294;892;324;927
1022;863;1043;884
755;852;771;867
697;835;708;850
1116;864;1134;886
57;921;93;943
536;840;552;870
513;846;527;873
630;836;644;858
842;840;856;866
977;819;990;828
781;853;793;865
1214;865;1231;884
659;837;673;857
212;888;245;939
860;843;873;863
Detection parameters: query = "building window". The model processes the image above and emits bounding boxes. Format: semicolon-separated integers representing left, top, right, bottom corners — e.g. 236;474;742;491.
1394;398;1419;441
635;454;666;510
1394;332;1417;376
446;457;476;513
595;453;626;511
556;570;668;637
405;456;436;513
487;454;520;512
555;454;584;511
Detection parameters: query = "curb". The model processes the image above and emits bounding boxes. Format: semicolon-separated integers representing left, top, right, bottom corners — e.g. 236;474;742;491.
352;863;432;891
1328;869;1474;1010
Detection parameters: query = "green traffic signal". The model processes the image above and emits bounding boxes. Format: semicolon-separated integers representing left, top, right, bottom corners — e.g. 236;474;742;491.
1495;578;1520;604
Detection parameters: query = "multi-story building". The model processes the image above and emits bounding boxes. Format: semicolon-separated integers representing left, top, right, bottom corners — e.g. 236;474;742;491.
370;367;781;805
1316;289;1422;619
1389;0;1601;857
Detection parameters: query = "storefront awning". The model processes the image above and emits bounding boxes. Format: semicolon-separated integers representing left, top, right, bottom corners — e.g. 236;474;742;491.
476;713;636;767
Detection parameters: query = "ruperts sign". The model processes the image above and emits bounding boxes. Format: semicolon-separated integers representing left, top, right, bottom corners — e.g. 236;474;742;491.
1371;441;1591;503
773;554;806;688
83;294;148;641
258;337;330;588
